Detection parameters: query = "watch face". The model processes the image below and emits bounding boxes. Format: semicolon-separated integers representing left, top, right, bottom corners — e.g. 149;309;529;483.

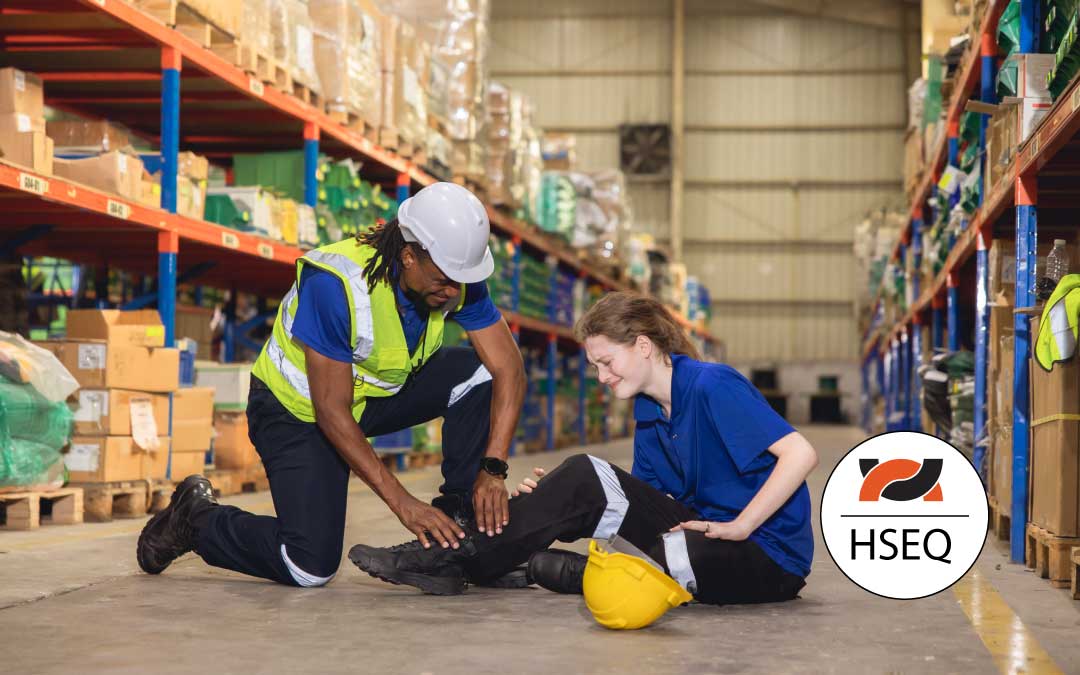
483;458;508;476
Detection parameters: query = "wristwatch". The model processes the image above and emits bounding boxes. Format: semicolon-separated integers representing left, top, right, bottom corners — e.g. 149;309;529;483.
480;457;509;479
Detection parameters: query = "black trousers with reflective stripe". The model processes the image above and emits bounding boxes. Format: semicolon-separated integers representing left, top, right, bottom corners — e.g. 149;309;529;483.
194;347;492;586
463;454;806;606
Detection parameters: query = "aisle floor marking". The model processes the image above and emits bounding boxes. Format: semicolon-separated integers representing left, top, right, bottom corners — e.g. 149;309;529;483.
953;568;1064;675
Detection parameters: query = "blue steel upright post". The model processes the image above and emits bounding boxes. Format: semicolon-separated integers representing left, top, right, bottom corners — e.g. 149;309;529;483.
159;47;181;480
979;32;998;206
901;328;912;430
912;316;924;431
396;172;410;206
1011;0;1039;563
974;230;990;482
303;122;319;208
547;333;557;451
1012;170;1038;561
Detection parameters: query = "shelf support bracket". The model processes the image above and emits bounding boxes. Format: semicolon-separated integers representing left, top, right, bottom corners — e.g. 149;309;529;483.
1012;169;1037;563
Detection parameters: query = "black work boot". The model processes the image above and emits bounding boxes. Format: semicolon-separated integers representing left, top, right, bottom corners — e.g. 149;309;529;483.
137;475;218;575
348;535;480;596
431;492;474;528
527;549;588;595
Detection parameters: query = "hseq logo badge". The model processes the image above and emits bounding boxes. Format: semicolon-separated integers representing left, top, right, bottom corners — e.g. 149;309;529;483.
820;432;988;600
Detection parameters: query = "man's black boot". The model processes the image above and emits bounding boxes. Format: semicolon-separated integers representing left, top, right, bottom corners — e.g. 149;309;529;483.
432;492;474;528
348;534;480;596
527;549;588;595
137;475;218;575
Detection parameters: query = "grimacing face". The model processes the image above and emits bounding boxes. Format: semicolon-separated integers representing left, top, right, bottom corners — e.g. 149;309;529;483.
583;334;653;400
400;246;460;309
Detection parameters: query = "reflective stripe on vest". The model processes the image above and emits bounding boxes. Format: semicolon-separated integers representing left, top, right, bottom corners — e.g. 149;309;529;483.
251;240;465;423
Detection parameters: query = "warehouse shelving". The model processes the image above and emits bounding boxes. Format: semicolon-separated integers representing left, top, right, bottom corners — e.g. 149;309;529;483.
858;0;1080;562
0;0;715;463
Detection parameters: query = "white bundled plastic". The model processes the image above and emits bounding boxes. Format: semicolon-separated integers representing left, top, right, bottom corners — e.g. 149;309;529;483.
271;0;322;93
240;0;273;57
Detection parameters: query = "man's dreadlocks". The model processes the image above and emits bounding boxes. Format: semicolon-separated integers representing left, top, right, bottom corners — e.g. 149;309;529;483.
357;218;428;293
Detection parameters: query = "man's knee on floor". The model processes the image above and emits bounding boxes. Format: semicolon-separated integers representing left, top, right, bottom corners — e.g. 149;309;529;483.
279;542;339;588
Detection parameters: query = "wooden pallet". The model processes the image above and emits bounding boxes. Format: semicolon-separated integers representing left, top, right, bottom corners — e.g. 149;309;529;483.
210;41;272;81
73;482;149;523
379;127;423;159
0;487;83;531
987;495;1011;542
138;1;236;50
259;60;292;93
406;452;443;470
205;464;269;498
147;480;177;514
291;80;322;111
1024;523;1080;588
451;173;489;199
1070;547;1080;601
327;108;378;143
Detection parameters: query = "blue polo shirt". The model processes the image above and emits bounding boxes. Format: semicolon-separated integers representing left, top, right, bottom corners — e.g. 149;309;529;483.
632;355;814;578
291;266;501;363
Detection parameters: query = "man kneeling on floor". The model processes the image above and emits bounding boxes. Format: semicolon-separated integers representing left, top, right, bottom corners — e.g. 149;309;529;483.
351;292;817;605
136;183;527;588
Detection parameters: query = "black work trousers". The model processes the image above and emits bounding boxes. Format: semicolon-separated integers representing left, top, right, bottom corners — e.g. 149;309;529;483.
194;347;493;587
464;454;806;606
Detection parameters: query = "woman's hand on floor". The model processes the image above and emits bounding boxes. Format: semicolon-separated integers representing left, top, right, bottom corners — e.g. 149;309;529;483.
511;467;546;497
671;519;752;541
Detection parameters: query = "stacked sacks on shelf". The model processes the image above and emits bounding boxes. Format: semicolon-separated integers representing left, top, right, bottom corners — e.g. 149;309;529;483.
517;254;554;322
537;170;630;262
551;267;575;326
853;209;903;330
918;350;975;458
0;332;76;489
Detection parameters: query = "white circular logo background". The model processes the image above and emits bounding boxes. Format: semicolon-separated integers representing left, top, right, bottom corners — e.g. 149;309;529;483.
820;431;988;600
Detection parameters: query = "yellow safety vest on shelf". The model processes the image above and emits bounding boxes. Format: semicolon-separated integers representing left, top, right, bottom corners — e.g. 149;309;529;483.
1034;274;1080;372
252;239;465;423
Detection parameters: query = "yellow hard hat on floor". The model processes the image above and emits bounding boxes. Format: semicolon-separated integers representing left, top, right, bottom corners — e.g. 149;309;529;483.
583;539;693;630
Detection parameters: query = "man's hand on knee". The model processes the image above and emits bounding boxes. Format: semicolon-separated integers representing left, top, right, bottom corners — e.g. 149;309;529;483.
473;472;509;536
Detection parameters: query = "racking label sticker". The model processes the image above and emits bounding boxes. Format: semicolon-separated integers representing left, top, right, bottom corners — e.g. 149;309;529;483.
249;77;265;97
257;243;274;259
18;173;48;196
1032;132;1041;157
107;199;131;220
90;0;106;6
221;232;240;249
1072;86;1080;113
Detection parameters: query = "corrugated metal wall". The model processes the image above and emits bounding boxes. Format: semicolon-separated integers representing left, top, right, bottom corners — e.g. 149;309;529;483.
491;0;908;364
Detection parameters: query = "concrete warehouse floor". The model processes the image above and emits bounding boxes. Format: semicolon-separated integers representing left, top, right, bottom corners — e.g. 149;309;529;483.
2;425;1079;674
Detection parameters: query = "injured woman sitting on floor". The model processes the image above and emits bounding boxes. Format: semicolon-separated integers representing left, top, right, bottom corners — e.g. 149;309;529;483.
349;291;818;606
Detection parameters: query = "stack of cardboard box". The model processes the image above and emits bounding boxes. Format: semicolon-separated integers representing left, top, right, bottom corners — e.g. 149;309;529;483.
984;54;1055;197
194;361;260;471
171;387;215;478
0;67;53;175
39;310;180;483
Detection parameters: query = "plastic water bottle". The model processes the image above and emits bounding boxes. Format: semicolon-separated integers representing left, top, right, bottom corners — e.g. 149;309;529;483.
1038;239;1070;301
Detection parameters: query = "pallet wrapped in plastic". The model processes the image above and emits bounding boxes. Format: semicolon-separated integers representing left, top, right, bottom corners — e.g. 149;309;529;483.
377;0;490;141
310;0;382;125
270;0;322;93
239;0;273;57
380;15;428;147
0;333;77;488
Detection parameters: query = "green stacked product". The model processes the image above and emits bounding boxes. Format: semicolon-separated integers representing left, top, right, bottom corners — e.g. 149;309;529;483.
486;235;516;310
1047;1;1080;99
518;255;553;321
537;173;575;240
204;193;253;231
923;56;945;131
233;151;307;203
0;375;72;488
318;160;396;240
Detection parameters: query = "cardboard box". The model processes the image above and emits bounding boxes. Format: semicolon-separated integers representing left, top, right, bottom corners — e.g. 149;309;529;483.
38;340;179;392
0;68;44;118
173;386;215;452
0;114;53;175
166;449;207;480
66;308;166;347
177;174;206;221
177;151;209;182
65;435;168;483
194;361;251;409
46;119;130;152
53;150;144;199
72;388;170;436
142;439;180;481
176;306;214;360
987;310;1014;512
213;410;258;469
1028;316;1080;536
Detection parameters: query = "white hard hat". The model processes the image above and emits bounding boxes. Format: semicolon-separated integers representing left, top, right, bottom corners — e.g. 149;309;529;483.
398;182;494;283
